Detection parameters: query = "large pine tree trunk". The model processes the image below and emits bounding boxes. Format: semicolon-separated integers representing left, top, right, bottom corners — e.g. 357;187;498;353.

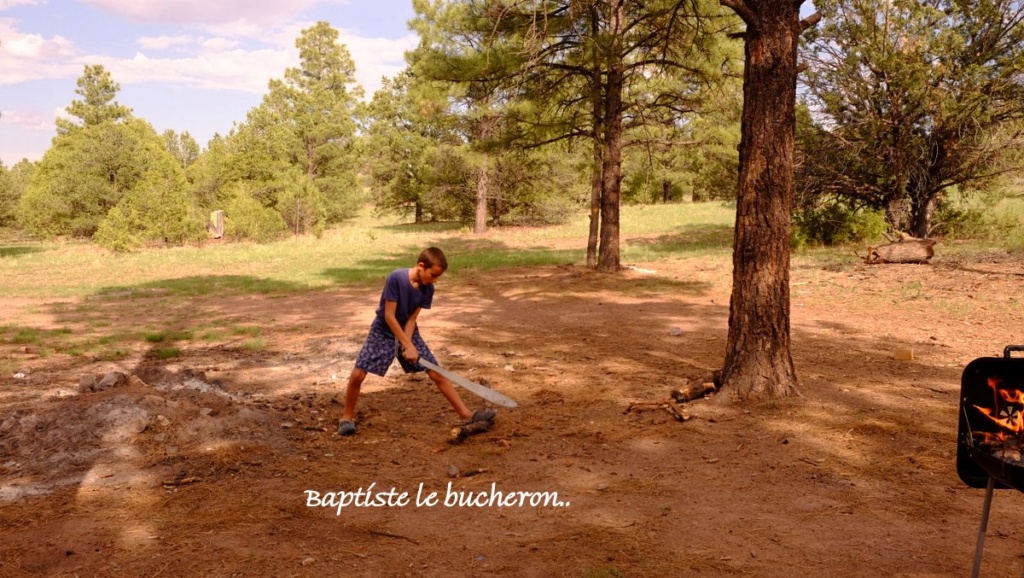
719;0;805;400
588;140;602;269
597;0;624;273
474;163;488;235
587;15;603;270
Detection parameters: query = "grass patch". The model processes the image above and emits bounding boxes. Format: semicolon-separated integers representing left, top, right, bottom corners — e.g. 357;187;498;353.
230;325;262;337
1;326;73;346
0;203;737;299
143;330;194;343
153;347;182;359
240;338;266;352
0;200;1020;303
197;329;225;341
95;348;132;361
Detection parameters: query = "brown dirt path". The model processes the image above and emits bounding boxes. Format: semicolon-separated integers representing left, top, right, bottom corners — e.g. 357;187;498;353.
2;253;1024;577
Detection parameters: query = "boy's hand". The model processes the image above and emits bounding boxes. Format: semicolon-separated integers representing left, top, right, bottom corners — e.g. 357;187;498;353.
400;343;419;363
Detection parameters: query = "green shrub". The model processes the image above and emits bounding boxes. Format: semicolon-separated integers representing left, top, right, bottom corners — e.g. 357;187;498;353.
933;192;1024;241
793;202;887;246
277;175;327;237
223;187;287;242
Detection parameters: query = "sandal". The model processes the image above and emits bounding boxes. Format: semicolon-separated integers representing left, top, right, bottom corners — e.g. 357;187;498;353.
470;408;496;423
337;419;356;436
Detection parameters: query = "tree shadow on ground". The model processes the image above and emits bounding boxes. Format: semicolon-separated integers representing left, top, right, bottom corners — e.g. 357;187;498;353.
319;240;582;287
624;223;734;254
0;245;45;258
93;275;311;298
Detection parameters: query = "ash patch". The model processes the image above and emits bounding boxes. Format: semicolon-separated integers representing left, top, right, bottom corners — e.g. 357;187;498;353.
1;365;279;502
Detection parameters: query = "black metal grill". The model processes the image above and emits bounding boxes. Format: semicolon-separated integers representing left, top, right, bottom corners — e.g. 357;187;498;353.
957;345;1024;577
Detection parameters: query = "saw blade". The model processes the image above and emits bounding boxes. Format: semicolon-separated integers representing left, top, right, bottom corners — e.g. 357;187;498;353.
418;358;518;408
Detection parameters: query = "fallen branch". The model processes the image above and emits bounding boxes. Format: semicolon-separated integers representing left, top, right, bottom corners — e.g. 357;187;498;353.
625;401;690;422
368;529;419;545
162;476;200;487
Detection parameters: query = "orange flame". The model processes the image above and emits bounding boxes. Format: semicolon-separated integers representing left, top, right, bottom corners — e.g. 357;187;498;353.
973;377;1024;438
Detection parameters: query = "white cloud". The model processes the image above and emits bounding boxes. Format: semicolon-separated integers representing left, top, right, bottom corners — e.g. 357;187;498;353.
0;19;80;83
98;48;295;93
0;0;43;11
100;29;411;97
0;108;51;130
339;31;417;97
199;37;238;52
79;0;345;29
0;20;75;59
137;34;194;51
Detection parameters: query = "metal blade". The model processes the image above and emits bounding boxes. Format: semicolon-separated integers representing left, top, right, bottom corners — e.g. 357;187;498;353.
418;359;518;408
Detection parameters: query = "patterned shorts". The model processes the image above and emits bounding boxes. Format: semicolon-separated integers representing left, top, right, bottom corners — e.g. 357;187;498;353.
354;326;438;377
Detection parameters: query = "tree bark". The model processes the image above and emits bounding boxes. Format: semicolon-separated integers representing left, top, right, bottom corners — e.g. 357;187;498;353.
588;139;602;268
474;163;488;234
587;10;603;270
597;0;624;273
719;0;804;401
909;190;939;238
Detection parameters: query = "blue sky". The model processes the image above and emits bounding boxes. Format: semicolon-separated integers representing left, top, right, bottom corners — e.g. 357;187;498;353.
0;0;418;165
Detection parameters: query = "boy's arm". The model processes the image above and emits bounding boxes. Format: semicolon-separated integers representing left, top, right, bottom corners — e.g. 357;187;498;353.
383;301;420;361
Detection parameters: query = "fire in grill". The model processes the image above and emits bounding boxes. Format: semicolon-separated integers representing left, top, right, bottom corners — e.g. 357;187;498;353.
957;345;1024;577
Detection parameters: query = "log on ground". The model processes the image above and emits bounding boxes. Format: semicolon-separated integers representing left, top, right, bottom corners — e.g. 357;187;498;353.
449;419;493;443
864;238;936;264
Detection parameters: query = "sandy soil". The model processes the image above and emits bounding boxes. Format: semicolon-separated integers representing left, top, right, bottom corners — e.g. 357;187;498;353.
2;248;1024;577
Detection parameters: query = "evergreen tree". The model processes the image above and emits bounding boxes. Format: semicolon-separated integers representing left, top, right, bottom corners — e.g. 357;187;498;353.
717;0;820;401
2;160;35;230
20;119;149;237
362;71;461;222
226;21;363;233
799;0;1024;236
186;134;231;210
0;163;14;227
93;143;206;251
411;0;740;270
162;129;201;169
56;64;132;134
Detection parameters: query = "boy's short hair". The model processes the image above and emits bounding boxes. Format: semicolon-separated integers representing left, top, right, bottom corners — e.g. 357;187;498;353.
418;247;448;271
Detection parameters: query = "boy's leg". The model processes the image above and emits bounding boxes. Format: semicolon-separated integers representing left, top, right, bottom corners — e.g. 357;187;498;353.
401;331;494;423
397;331;473;419
339;328;395;435
343;368;367;420
426;369;473;420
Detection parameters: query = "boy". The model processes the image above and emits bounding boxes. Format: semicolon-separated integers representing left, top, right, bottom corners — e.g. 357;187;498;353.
338;247;496;436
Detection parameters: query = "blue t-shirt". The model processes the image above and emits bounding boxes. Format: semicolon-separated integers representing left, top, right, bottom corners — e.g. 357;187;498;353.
370;268;434;337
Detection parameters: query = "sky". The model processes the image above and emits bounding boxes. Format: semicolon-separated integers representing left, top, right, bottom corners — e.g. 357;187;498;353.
0;0;419;166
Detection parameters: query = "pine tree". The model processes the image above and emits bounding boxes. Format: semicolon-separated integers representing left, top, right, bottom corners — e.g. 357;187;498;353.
411;0;740;270
57;64;132;134
799;0;1024;236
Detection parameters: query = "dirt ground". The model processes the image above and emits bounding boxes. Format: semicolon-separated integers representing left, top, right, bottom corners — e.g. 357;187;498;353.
2;247;1024;577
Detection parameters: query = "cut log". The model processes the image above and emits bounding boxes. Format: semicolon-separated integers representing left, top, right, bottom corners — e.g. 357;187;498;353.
864;237;936;264
449;419;493;443
671;381;719;403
